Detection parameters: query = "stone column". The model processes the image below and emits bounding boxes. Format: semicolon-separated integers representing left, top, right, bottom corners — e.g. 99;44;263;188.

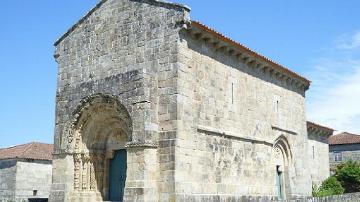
124;142;159;202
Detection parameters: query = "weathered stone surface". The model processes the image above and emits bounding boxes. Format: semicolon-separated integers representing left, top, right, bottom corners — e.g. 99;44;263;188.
0;160;16;200
307;131;331;186
51;0;189;201
0;160;52;202
50;0;316;201
174;28;311;199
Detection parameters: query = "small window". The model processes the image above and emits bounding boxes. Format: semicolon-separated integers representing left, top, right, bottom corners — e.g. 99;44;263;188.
231;83;234;104
33;190;38;196
312;146;315;159
334;152;342;162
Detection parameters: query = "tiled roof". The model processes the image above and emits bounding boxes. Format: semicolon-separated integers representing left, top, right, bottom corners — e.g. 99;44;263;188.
329;132;360;145
190;21;311;87
0;142;53;161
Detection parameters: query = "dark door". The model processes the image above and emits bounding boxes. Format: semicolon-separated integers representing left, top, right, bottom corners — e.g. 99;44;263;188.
109;150;127;201
276;165;283;200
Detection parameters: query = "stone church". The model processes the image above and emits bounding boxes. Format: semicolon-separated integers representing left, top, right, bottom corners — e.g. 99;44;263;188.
50;0;315;201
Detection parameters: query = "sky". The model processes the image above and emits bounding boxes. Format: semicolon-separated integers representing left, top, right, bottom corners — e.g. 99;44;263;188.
0;0;359;148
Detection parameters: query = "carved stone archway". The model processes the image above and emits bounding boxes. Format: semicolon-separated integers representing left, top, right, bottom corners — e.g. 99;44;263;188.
273;136;292;200
70;94;132;201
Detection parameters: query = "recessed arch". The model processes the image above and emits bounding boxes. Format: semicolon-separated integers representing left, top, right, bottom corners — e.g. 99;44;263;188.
273;135;292;200
273;135;292;163
70;94;132;201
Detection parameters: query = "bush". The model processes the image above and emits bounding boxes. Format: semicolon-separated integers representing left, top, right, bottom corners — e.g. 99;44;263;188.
312;176;344;197
335;160;360;193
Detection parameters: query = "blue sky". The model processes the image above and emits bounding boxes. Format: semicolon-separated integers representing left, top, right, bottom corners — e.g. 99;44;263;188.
0;0;359;148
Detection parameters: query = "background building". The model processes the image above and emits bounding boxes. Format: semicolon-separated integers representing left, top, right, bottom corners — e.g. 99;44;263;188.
307;121;334;186
0;142;53;202
329;132;360;172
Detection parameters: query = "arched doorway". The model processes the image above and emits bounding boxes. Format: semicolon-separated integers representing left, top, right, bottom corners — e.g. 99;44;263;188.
273;136;291;200
71;95;132;201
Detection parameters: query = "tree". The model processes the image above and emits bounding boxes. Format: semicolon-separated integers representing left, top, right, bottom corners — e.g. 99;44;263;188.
312;176;344;197
335;160;360;193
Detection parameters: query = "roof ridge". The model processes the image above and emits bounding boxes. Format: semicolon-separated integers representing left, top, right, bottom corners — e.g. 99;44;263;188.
338;132;359;136
17;142;35;159
0;142;33;150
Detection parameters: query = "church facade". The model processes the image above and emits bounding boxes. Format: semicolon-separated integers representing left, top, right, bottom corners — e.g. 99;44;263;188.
50;0;313;201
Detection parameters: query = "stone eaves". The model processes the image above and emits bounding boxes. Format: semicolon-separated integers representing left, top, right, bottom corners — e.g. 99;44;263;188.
188;21;311;91
307;121;334;137
54;0;190;46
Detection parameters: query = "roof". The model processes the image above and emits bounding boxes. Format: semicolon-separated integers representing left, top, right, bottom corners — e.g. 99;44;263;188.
54;0;190;46
0;142;53;161
53;0;310;89
329;132;360;145
189;21;311;88
307;121;334;137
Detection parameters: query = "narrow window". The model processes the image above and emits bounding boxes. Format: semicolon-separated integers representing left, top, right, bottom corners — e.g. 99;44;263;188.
312;146;315;159
231;83;234;104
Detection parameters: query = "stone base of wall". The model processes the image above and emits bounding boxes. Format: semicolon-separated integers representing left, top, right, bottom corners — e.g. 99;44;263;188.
306;192;360;202
0;198;27;202
175;194;280;202
174;193;360;202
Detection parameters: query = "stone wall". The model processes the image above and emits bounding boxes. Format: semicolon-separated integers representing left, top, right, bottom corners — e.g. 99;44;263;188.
0;160;17;201
308;132;330;186
0;159;52;202
308;192;360;202
51;0;315;201
329;144;360;169
175;193;360;202
51;0;190;201
173;25;312;199
15;160;52;201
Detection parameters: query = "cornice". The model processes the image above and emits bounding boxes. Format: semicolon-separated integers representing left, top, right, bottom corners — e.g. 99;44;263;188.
187;21;311;92
307;121;334;137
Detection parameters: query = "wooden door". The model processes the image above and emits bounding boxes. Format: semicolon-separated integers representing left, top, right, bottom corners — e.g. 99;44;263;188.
109;150;127;201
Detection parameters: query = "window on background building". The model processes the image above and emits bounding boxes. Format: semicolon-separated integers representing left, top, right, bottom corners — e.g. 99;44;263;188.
334;152;343;162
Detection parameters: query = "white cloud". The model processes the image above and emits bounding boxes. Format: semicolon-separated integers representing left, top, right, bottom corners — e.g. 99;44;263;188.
306;58;360;134
336;31;360;50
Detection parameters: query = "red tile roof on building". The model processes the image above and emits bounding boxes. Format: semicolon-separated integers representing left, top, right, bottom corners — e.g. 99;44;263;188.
190;21;311;87
0;142;53;161
329;132;360;145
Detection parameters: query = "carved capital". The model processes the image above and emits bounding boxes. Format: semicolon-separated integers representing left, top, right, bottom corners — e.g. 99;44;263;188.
125;141;158;149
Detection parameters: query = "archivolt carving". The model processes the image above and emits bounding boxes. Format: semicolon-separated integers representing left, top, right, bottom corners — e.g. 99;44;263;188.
273;135;292;163
62;94;132;153
67;94;132;197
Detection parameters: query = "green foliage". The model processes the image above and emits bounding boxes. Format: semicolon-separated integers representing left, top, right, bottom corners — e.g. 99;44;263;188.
335;160;360;193
312;176;344;197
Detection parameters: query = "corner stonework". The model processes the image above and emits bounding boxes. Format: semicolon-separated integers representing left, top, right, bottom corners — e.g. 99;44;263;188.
50;0;190;201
